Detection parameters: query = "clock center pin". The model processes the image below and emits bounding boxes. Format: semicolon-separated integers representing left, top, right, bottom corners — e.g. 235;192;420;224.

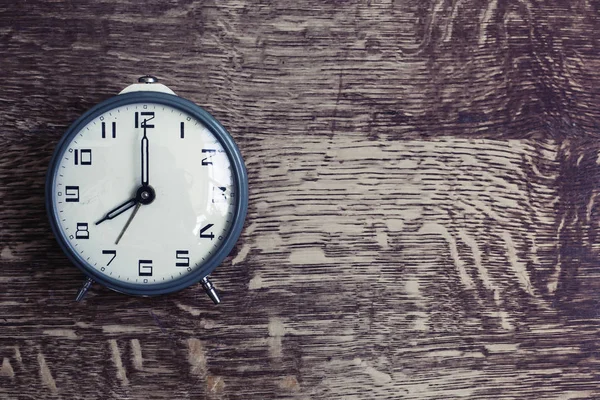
136;185;156;205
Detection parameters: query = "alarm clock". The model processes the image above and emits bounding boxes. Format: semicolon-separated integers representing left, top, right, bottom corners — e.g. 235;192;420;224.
45;76;248;303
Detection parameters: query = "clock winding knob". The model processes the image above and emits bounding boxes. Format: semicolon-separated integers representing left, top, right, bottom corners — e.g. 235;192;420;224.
138;75;159;84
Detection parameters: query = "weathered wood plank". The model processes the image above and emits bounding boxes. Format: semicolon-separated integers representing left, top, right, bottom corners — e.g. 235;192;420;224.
4;136;600;399
2;0;582;143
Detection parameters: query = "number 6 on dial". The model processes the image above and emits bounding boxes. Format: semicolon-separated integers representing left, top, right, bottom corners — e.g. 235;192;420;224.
138;260;153;276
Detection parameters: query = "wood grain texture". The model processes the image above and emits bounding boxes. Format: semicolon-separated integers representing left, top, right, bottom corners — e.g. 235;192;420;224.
1;1;599;399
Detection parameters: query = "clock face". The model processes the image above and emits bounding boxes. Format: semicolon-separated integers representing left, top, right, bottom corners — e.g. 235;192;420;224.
47;94;246;294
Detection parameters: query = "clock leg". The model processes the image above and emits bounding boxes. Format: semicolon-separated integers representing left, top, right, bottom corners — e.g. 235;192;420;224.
75;277;95;302
201;276;221;305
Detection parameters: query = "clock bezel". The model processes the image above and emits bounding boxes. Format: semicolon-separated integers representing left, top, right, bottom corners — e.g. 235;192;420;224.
46;91;248;296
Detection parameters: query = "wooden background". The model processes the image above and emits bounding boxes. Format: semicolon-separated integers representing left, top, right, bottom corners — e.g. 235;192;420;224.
1;0;600;398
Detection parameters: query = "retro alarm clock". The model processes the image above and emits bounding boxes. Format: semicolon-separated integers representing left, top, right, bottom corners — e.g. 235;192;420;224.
46;76;248;303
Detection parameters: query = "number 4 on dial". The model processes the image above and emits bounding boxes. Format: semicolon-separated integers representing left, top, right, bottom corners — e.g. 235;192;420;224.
200;224;214;240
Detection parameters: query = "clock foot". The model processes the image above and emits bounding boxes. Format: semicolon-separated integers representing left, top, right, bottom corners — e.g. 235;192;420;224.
201;277;221;305
75;278;94;302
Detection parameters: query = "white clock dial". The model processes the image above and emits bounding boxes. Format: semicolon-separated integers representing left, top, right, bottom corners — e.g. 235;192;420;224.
51;102;236;285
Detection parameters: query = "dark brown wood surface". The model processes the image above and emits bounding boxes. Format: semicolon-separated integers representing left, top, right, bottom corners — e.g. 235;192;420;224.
1;1;600;399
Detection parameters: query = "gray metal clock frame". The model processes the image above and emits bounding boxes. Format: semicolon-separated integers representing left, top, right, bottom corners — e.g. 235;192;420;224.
46;91;248;296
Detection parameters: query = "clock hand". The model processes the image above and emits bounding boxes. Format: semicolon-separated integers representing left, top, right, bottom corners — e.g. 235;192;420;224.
95;197;137;225
115;202;141;245
97;125;153;226
141;125;149;186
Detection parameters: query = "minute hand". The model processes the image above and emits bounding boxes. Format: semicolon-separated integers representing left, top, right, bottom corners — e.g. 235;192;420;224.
141;125;149;186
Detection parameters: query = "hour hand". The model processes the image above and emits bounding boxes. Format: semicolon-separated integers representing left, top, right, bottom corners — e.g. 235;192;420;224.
95;198;137;225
